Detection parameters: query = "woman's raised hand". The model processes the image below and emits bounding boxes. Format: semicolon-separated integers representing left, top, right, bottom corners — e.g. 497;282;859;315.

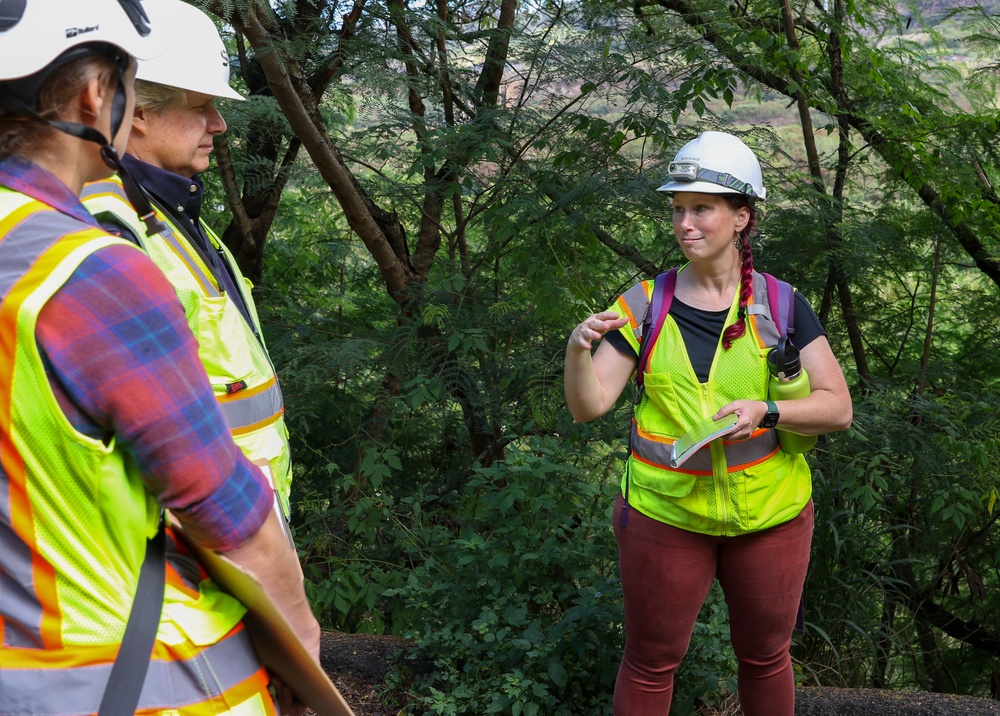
568;311;629;351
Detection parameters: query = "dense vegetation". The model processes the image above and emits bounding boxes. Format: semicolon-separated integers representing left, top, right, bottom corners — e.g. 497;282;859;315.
194;0;1000;711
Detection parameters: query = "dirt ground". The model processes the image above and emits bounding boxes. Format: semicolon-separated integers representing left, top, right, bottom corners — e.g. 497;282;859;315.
317;631;1000;716
793;686;1000;715
318;631;414;715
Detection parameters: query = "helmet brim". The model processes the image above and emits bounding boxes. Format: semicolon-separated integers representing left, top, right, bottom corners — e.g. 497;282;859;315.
136;61;246;101
656;179;766;202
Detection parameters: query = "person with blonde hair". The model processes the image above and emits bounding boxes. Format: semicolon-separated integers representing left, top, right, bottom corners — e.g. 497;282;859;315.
82;1;297;532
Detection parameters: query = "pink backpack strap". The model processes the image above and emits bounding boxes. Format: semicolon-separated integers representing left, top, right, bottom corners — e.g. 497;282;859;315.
763;272;795;339
635;268;678;394
625;267;677;528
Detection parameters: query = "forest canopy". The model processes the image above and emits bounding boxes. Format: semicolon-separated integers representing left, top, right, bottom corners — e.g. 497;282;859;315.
192;0;1000;711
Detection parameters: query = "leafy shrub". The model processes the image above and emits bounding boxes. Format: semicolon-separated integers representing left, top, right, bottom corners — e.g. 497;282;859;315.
385;437;622;715
673;584;738;712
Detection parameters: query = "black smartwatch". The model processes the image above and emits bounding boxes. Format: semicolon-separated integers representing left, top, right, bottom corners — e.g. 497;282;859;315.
759;400;779;429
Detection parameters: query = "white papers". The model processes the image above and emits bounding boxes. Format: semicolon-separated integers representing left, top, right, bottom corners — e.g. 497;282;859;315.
669;413;739;468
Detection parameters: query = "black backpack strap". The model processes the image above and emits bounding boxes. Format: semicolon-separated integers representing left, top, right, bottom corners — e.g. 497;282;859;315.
116;164;170;239
98;518;167;716
93;210;143;248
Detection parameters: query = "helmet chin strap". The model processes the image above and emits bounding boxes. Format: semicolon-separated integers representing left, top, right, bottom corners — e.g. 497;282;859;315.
0;57;167;237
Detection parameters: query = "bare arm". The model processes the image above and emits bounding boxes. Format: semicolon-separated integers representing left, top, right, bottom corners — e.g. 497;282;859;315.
220;510;320;716
220;509;319;652
715;336;853;439
564;311;637;422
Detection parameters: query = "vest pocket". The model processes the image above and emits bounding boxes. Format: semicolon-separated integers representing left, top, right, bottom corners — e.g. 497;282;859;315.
196;295;256;385
631;467;698;498
636;371;681;429
632;371;697;496
742;451;811;526
743;448;793;483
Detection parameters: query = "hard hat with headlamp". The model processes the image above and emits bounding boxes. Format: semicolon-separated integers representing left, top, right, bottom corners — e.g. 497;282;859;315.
135;0;244;101
657;131;766;202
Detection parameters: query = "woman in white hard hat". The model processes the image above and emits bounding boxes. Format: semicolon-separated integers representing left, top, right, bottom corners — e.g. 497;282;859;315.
0;1;319;714
565;131;852;715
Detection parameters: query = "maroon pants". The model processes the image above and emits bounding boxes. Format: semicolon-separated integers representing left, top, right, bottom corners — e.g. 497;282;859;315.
612;495;813;716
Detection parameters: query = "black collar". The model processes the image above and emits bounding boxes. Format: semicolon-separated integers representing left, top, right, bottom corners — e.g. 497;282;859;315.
122;154;204;225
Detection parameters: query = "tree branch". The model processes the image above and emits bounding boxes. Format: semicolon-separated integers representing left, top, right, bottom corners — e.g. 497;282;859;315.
234;2;419;304
654;0;1000;288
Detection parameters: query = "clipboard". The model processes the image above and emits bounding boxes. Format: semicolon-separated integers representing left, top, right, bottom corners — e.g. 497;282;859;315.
177;532;357;716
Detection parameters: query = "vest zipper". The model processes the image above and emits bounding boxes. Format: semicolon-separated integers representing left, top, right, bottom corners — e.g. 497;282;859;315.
701;383;730;527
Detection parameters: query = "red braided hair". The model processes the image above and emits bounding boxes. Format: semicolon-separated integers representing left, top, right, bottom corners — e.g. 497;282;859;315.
721;197;757;350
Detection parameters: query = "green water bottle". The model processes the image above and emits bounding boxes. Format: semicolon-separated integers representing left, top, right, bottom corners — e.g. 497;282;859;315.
766;337;817;454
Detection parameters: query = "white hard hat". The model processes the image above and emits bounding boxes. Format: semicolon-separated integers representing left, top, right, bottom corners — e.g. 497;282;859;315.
657;131;766;202
0;0;164;84
136;1;244;101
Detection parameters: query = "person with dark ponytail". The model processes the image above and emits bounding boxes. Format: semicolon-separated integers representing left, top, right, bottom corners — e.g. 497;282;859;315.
564;131;852;715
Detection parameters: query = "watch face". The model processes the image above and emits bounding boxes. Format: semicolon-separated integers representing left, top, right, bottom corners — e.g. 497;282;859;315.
761;412;779;429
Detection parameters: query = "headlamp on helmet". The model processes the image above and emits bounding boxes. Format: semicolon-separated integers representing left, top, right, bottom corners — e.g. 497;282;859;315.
666;161;699;182
666;160;758;199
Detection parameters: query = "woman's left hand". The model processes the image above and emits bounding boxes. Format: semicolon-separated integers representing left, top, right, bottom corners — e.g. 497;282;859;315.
713;400;767;440
717;338;853;439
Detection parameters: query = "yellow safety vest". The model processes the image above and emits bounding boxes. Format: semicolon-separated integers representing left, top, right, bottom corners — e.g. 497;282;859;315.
0;188;267;714
82;176;293;513
611;267;811;535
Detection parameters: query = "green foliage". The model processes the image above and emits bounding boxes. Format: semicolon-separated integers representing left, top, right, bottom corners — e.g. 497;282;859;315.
798;383;1000;694
673;584;738;712
384;437;622;715
210;0;1000;708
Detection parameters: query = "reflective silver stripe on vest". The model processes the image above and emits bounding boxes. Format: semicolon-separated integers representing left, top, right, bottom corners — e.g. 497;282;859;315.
0;202;72;294
81;180;222;298
0;521;41;648
620;281;650;338
0;204;94;648
218;378;285;431
0;625;262;714
631;419;779;473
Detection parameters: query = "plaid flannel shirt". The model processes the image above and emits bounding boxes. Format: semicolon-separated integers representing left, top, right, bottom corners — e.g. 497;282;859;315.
1;156;270;551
